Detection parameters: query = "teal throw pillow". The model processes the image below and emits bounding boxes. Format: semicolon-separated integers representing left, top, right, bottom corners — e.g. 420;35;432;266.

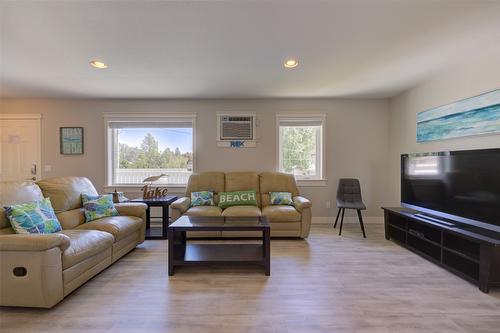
191;191;214;207
82;194;119;222
219;190;257;209
5;197;62;234
270;192;293;205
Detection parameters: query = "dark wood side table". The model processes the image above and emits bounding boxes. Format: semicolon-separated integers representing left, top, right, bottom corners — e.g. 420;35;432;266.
168;216;271;276
129;195;178;240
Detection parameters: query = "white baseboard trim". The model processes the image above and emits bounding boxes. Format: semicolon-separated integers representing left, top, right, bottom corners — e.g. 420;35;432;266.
312;216;383;224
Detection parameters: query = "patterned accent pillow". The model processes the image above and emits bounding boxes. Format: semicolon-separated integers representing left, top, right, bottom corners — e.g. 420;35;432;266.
269;192;293;205
81;194;119;222
191;191;214;207
5;197;62;234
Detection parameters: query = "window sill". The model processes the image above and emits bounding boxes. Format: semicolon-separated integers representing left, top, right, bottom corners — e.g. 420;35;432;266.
103;184;187;192
296;179;328;187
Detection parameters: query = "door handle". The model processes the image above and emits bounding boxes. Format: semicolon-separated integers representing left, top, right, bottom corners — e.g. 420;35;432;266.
31;164;37;175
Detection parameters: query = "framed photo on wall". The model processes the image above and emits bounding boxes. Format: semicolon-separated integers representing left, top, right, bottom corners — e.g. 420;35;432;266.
60;127;84;155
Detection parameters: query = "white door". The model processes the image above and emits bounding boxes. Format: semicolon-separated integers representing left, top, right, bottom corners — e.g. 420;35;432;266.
0;114;42;182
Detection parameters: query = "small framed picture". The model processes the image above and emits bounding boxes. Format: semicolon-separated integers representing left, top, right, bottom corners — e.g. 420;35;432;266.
60;127;84;155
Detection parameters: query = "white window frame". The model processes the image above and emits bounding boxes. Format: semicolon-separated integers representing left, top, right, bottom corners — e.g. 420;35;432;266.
103;112;197;188
276;113;327;186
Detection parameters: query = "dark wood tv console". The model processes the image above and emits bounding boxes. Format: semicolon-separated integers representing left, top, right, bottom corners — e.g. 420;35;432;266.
383;207;500;293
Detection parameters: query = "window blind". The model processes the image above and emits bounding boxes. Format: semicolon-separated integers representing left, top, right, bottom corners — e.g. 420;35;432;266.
278;120;323;127
108;121;193;129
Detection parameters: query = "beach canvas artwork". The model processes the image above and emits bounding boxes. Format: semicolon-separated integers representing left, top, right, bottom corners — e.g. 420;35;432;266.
60;127;84;154
417;89;500;143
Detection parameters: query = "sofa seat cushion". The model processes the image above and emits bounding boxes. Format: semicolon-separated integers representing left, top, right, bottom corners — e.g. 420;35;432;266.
60;230;114;269
185;206;222;217
75;216;142;242
262;205;301;222
222;205;261;217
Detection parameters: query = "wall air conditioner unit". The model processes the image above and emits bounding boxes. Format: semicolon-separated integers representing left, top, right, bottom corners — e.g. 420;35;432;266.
217;113;257;148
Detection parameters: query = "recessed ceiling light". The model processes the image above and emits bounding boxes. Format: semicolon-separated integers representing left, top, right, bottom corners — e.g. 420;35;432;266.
284;58;299;69
90;60;108;69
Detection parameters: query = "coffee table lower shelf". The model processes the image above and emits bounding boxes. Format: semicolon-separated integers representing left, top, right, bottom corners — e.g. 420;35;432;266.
173;244;265;264
170;243;270;275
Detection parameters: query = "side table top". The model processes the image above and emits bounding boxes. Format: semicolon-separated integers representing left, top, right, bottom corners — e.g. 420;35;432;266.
129;195;178;204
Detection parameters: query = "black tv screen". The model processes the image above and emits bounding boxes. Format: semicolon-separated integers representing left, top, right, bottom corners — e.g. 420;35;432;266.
401;148;500;227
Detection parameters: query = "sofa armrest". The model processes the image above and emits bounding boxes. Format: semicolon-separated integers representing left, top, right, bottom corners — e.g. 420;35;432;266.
0;233;71;252
293;196;312;212
114;202;147;217
293;196;312;238
171;197;190;214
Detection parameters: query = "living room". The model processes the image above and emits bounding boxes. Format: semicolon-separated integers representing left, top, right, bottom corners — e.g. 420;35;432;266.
1;1;500;332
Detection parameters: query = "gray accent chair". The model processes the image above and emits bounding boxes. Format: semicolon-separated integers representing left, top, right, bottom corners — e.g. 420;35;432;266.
334;178;367;238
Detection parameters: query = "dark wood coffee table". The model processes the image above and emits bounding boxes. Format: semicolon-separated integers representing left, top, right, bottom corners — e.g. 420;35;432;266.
167;216;270;276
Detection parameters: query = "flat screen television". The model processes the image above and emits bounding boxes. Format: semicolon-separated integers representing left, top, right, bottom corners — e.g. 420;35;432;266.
401;148;500;231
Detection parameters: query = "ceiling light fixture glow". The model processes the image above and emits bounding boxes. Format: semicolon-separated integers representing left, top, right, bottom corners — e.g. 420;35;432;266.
284;59;299;69
90;60;108;69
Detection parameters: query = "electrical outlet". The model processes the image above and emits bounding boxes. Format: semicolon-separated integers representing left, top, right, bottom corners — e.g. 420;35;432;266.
325;200;331;209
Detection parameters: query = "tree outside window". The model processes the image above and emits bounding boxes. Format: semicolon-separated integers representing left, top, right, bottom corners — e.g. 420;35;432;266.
110;127;193;185
278;115;324;180
118;132;192;170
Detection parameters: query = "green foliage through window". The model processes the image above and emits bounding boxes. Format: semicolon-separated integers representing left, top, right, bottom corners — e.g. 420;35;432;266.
118;132;192;169
280;126;318;176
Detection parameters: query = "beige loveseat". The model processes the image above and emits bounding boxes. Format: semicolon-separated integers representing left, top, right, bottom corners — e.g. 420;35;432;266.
0;177;147;308
171;172;312;238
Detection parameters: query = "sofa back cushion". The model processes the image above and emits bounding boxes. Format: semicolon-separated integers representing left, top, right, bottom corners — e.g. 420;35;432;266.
225;172;261;207
56;208;86;230
259;172;299;206
0;181;45;230
185;172;225;204
37;177;98;213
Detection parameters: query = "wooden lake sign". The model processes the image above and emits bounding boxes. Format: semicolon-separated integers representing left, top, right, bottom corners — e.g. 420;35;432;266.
141;185;168;199
141;174;169;199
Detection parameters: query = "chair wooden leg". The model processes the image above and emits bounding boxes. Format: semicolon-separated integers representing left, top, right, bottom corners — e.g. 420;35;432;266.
339;208;345;236
357;209;367;238
334;208;341;228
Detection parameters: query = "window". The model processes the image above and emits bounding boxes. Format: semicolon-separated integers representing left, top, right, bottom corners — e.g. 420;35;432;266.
105;113;196;186
277;114;325;181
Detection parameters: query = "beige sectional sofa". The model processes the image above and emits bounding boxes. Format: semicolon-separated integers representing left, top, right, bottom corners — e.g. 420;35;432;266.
0;177;147;308
171;172;312;238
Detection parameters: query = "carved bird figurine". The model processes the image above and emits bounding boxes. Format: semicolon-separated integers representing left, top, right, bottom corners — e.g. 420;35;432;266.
142;174;168;183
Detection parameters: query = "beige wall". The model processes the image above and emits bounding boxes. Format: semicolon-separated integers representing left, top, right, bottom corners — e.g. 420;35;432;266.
0;98;389;217
388;53;500;205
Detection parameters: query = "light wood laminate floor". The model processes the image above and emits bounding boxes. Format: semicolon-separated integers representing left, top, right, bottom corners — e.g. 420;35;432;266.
1;223;500;333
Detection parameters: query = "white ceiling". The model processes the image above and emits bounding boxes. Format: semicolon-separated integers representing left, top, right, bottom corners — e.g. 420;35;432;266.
1;1;500;99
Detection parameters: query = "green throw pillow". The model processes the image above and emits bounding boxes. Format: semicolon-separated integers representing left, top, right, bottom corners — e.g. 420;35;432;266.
269;192;293;205
5;197;62;234
191;191;214;207
82;194;119;222
218;190;257;209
